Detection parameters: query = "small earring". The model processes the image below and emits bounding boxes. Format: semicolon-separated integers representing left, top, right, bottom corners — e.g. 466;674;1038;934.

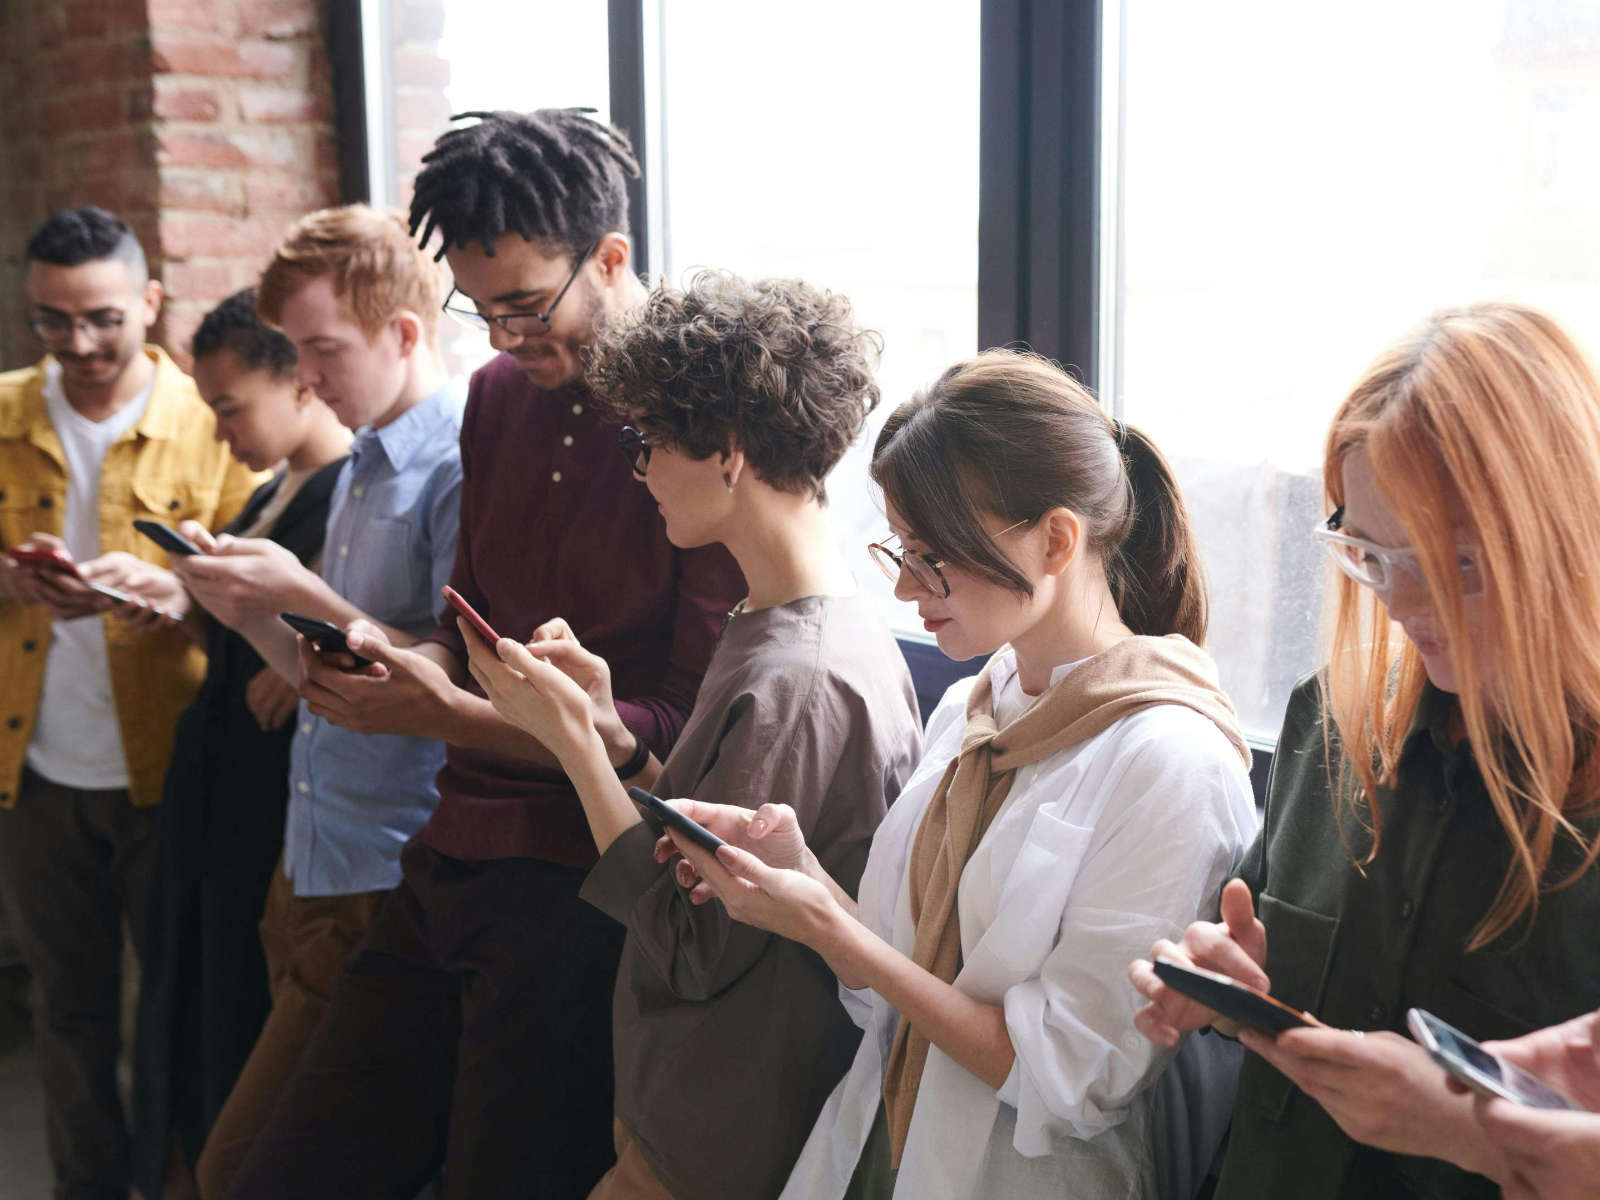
723;473;734;493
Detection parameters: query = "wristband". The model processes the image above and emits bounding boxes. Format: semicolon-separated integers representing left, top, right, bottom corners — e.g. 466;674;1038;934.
614;731;650;779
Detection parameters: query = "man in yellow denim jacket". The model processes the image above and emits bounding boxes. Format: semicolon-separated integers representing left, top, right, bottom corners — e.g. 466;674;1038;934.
0;207;263;1198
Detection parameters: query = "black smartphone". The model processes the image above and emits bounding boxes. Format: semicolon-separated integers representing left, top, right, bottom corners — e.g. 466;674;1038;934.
280;611;370;667
1407;1008;1582;1110
134;518;203;557
1153;956;1318;1034
628;787;726;855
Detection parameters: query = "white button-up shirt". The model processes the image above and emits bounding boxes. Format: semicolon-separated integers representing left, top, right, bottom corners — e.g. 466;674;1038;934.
781;647;1258;1200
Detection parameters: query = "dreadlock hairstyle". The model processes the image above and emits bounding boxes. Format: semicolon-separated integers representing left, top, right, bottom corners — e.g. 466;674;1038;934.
408;108;641;263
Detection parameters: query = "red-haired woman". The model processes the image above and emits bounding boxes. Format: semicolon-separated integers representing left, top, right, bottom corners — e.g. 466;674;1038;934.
1131;301;1600;1199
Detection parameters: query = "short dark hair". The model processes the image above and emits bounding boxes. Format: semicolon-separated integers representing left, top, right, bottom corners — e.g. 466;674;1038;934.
25;205;147;280
408;108;640;262
192;288;297;379
586;271;881;502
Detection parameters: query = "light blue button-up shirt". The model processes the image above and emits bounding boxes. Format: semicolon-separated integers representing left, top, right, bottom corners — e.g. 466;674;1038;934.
284;382;465;896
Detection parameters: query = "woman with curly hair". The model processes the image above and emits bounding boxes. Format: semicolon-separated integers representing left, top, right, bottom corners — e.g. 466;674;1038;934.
463;271;924;1200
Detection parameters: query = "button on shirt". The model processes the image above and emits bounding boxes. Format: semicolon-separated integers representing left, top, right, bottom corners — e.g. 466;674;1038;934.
284;383;465;897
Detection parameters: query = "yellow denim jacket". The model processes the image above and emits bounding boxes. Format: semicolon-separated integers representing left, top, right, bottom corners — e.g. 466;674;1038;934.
0;347;267;808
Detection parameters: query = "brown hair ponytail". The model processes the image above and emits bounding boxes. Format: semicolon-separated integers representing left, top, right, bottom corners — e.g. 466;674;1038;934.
871;348;1208;644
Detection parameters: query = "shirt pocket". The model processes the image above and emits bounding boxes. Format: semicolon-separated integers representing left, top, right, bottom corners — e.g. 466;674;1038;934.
132;476;219;527
974;807;1096;974
1237;892;1340;1121
340;517;421;621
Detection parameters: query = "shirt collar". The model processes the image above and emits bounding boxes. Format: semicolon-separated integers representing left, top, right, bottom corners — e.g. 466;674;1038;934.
355;380;462;472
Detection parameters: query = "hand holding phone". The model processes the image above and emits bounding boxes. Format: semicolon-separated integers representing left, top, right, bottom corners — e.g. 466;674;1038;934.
1152;956;1318;1034
1408;1008;1583;1111
629;787;726;855
280;611;370;667
8;544;156;613
134;519;204;557
442;585;500;645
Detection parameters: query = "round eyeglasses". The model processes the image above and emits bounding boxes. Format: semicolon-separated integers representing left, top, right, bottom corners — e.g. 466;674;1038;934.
441;238;598;337
29;309;126;346
867;518;1031;599
1313;507;1484;596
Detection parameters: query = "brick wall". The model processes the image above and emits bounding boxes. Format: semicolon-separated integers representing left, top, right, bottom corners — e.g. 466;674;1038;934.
0;0;340;372
388;1;451;210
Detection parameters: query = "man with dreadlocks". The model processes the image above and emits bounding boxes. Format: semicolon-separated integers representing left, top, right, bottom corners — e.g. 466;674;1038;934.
229;109;744;1200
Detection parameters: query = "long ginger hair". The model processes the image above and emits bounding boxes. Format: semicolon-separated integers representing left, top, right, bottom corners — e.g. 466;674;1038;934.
1322;301;1600;949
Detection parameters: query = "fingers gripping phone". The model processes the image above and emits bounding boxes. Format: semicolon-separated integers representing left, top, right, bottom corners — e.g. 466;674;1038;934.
628;787;726;855
1407;1008;1583;1111
442;585;500;645
280;611;370;667
133;518;204;557
9;545;151;611
1153;957;1318;1034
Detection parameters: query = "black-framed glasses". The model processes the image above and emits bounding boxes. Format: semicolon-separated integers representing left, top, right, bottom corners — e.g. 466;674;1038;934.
868;519;1030;598
618;425;652;476
28;309;126;346
442;238;598;337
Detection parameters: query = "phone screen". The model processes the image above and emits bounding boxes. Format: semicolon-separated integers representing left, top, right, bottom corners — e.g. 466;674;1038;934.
1408;1008;1582;1110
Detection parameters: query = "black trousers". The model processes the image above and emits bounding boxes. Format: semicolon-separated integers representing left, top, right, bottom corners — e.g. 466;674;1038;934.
0;767;156;1200
229;838;625;1200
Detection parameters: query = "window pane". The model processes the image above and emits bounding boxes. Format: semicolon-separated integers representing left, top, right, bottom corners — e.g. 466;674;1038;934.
373;0;610;378
657;0;980;639
1108;0;1600;739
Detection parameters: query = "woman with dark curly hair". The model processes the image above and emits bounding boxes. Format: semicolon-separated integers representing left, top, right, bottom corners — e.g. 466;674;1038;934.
463;271;924;1200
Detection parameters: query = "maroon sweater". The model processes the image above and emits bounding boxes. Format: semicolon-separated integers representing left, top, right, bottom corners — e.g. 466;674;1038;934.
419;353;744;866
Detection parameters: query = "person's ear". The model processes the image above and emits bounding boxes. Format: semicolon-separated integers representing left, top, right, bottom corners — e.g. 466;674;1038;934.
718;445;747;494
391;310;423;358
593;232;631;284
293;383;316;409
1038;507;1082;577
139;277;163;327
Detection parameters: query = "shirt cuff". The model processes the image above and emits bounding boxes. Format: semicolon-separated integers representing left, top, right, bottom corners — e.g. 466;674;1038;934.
579;820;666;925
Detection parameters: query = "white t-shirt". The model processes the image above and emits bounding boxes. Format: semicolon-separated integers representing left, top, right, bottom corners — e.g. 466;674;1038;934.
780;646;1259;1200
26;361;153;790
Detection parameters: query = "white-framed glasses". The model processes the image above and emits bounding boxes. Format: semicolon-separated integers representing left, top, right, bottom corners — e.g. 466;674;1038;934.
1313;507;1484;596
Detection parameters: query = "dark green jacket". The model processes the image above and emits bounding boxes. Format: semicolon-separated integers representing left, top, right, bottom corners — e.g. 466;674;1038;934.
1215;674;1600;1200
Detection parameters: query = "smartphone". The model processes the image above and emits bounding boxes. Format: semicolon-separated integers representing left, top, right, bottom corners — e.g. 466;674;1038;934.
628;787;727;855
442;585;500;645
7;545;77;573
280;611;370;667
1152;957;1318;1034
133;518;203;557
8;545;168;614
1407;1008;1583;1110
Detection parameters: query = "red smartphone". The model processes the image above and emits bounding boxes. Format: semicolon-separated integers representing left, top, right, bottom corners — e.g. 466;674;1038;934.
8;545;77;573
442;585;500;645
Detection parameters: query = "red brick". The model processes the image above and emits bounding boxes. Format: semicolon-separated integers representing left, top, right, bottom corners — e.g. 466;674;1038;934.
64;2;110;39
393;48;450;89
57;43;133;90
147;0;229;33
159;212;288;261
238;1;320;39
244;171;334;214
151;82;223;123
237;39;302;79
156;127;299;169
162;260;237;301
238;86;325;124
77;131;144;175
161;171;241;215
150;35;298;80
42;92;124;137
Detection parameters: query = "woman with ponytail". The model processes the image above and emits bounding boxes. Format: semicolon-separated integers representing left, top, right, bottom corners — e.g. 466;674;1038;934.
1130;302;1600;1199
661;348;1258;1199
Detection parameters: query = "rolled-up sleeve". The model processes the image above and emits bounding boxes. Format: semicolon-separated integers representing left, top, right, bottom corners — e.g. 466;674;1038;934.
995;739;1254;1154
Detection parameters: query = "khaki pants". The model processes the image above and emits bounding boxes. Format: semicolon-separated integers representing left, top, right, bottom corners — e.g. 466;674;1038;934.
586;1120;678;1200
0;768;156;1200
193;858;381;1200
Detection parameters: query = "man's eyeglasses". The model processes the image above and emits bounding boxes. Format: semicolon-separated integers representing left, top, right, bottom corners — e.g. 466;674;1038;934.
29;309;126;346
442;238;599;337
618;425;652;476
1313;507;1484;596
867;519;1030;599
